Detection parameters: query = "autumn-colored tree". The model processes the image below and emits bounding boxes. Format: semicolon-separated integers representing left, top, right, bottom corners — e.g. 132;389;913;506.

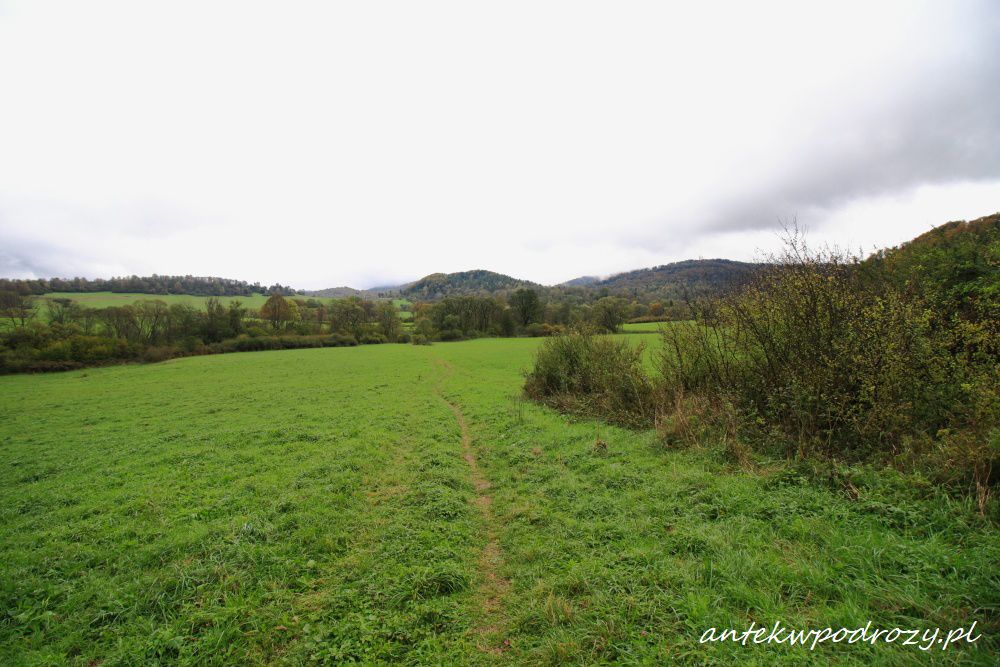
260;294;295;331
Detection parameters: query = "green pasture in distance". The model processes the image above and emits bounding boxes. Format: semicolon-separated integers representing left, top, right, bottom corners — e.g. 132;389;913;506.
1;336;995;664
39;291;273;310
622;321;669;333
393;299;414;320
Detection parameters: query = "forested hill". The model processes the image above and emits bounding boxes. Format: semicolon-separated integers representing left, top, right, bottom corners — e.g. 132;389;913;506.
369;262;761;302
0;275;297;297
559;275;601;287
303;286;367;298
586;259;761;300
869;212;1000;318
303;285;404;299
399;270;540;300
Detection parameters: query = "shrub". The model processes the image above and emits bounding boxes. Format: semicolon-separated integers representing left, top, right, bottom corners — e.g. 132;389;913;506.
142;346;179;363
655;229;1000;506
326;333;358;347
0;332;140;373
922;370;1000;512
215;335;330;353
359;332;386;345
2;358;84;373
411;334;431;346
524;331;654;428
524;323;565;337
658;237;970;459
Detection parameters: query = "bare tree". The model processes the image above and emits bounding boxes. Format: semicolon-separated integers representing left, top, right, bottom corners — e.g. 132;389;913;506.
0;290;36;328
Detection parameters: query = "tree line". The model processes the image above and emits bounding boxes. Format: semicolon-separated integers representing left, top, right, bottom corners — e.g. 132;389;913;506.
1;285;648;372
406;289;641;344
0;275;297;297
0;293;404;372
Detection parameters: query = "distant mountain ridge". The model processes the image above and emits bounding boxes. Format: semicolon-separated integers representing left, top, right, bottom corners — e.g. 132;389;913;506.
303;260;763;301
589;259;760;298
8;219;994;305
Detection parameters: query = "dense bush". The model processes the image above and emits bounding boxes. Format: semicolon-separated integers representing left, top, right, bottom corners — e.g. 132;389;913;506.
662;234;996;458
327;333;360;347
141;346;178;363
524;322;565;337
0;354;85;373
525;221;999;507
211;334;364;353
359;332;386;345
523;331;654;428
657;232;998;505
0;332;141;373
662;259;950;455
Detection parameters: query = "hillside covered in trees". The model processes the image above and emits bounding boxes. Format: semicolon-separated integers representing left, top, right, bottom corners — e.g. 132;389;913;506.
588;259;760;299
559;275;601;287
397;270;541;300
307;260;763;303
303;286;369;299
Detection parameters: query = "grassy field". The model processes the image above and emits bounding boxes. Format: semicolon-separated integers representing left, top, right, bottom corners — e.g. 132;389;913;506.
1;338;996;664
621;322;669;333
39;292;275;310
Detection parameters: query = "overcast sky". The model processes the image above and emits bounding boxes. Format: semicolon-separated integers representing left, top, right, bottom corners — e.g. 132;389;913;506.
1;1;998;289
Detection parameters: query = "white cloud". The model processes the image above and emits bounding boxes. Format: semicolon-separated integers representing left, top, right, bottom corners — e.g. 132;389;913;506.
1;0;998;288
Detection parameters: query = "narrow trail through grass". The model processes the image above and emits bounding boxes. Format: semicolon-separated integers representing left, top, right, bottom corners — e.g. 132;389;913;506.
434;357;511;656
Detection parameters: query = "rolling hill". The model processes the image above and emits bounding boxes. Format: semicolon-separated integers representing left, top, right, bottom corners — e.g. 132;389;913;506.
588;259;760;299
302;286;369;298
305;261;764;302
558;275;602;287
398;270;541;300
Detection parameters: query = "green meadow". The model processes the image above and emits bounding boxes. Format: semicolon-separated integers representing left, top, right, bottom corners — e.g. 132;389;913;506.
1;338;996;665
621;322;668;333
40;292;275;310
